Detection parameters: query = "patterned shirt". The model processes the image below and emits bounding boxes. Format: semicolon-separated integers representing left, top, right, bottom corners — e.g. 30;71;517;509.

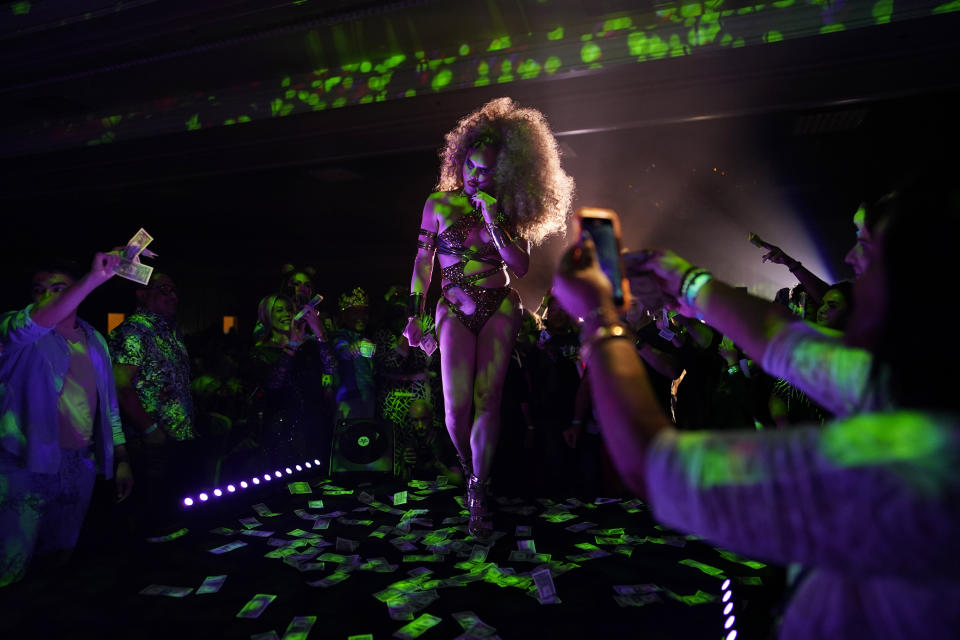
646;413;960;639
109;310;195;440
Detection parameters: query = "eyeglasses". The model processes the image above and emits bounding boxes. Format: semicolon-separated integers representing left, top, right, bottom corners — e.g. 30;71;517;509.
148;284;177;296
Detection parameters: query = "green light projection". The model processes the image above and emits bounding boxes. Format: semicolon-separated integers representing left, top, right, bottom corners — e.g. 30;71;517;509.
9;1;960;152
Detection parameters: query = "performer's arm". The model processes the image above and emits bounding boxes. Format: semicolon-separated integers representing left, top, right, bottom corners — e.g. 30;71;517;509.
472;191;530;277
404;196;439;347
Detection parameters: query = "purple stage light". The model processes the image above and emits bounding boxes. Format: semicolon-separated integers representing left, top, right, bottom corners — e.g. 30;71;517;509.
285;467;292;475
304;462;312;469
253;477;260;485
724;602;733;615
295;465;302;471
213;488;223;497
240;481;248;489
227;485;236;493
274;471;282;478
183;497;194;506
725;615;736;630
726;630;737;640
199;492;209;501
313;459;320;465
721;579;730;590
264;474;272;481
722;591;732;603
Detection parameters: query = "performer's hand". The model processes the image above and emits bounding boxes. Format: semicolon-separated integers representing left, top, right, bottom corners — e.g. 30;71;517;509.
402;317;423;348
470;190;499;225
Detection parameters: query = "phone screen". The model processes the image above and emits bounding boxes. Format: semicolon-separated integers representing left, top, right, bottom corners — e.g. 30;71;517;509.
581;217;625;306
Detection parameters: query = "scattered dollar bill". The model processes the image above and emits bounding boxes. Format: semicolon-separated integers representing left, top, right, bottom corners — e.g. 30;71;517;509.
139;584;193;597
593;497;620;504
114;258;153;285
307;500;325;509
736;576;764;586
678;558;726;578
252;503;281;517
402;554;443;563
209;540;247;554
613;593;662;607
336;537;360;553
281;616;317;640
313;518;330;530
236;593;277;618
306;571;350;588
196;575;227;595
716;549;767;570
347;636;373;640
517;539;536;553
239;517;262;529
435;475;448;488
468;545;489;564
239;529;275;538
337;518;374;526
288;482;312;495
393;613;441;639
666;589;717;605
508;551;551;563
514;525;532;537
393;491;408;506
209;527;235;536
613;584;662;595
564;521;597;533
531;567;560;604
145;527;189;543
324;489;354;496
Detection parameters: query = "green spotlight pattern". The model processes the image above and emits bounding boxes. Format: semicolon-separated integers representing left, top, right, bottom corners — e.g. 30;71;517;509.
5;1;959;155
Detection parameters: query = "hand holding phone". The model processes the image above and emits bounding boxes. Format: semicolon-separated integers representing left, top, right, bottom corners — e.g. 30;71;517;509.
574;207;631;311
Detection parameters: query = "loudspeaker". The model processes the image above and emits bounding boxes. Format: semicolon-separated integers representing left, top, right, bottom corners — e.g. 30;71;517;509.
329;419;394;473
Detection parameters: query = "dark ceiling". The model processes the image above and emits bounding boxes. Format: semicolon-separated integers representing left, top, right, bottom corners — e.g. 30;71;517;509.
2;1;959;335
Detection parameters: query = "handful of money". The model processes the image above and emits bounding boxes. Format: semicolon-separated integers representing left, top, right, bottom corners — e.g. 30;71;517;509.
115;228;157;285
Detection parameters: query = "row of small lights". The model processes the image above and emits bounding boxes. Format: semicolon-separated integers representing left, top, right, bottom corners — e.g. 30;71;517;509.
182;459;322;507
721;578;737;640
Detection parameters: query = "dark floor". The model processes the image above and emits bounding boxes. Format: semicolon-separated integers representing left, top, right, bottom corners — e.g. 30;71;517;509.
0;469;783;639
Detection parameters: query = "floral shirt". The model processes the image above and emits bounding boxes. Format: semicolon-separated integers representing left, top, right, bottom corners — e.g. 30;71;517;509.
109;310;195;440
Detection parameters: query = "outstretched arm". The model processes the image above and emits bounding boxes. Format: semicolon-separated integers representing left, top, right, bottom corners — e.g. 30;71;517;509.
404;196;438;347
31;251;122;328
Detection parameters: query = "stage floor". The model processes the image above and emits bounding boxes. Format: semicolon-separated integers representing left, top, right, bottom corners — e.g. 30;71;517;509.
1;471;782;639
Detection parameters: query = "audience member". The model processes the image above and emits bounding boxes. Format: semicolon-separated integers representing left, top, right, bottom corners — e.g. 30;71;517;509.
1;254;133;587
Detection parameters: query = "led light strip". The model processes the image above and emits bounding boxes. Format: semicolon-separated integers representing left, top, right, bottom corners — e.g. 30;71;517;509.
181;458;323;507
720;578;737;640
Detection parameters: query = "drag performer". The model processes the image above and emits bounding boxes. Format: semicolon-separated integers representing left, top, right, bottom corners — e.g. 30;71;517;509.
403;97;574;537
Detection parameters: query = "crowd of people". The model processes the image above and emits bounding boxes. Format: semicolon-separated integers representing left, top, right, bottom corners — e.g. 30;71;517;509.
2;95;957;639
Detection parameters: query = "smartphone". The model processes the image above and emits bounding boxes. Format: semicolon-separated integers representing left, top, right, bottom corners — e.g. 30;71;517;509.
574;207;631;311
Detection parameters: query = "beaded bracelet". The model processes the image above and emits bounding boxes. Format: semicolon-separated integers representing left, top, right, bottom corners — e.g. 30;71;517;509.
683;271;714;307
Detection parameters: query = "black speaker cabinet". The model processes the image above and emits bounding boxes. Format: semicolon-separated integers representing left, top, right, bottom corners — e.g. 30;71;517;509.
329;419;394;473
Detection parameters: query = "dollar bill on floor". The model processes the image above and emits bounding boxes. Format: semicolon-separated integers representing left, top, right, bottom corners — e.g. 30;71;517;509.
613;593;662;607
514;525;532;537
237;594;278;619
239;517;263;529
508;551;551;563
613;584;662;595
139;584;193;597
393;491;408;506
393;613;441;640
115;257;153;285
336;537;360;553
194;575;228;595
250;633;280;640
312;518;330;530
209;540;248;554
307;500;324;509
347;635;373;640
252;503;282;517
288;482;312;495
531;567;561;604
306;571;351;588
240;529;275;538
281;616;317;640
516;539;536;553
145;527;189;543
210;527;236;536
468;545;489;564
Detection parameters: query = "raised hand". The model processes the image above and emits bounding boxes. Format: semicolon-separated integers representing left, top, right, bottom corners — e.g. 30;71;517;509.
470;190;499;224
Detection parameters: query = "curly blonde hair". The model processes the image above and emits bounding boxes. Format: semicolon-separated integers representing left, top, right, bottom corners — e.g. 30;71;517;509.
435;97;574;245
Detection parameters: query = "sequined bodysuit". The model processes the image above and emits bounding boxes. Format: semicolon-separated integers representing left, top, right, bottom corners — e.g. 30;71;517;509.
428;210;513;335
